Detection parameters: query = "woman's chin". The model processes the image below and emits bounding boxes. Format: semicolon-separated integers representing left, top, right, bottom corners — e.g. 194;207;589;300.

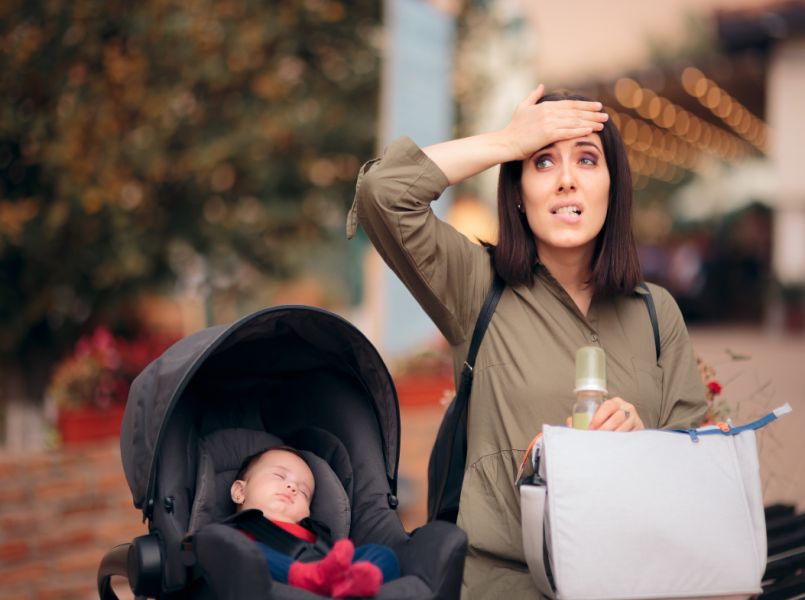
538;236;596;253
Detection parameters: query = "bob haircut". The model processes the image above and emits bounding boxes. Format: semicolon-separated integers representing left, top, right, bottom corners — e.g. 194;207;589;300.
492;91;642;297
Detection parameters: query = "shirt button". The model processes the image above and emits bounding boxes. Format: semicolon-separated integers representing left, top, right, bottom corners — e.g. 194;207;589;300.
591;334;599;342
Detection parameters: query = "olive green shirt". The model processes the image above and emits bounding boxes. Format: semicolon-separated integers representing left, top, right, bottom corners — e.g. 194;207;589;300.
348;137;707;599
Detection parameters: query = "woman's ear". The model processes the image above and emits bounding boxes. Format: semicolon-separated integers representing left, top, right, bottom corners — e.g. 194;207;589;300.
231;479;246;505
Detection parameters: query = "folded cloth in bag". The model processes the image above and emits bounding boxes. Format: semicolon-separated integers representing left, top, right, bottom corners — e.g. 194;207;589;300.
519;405;792;600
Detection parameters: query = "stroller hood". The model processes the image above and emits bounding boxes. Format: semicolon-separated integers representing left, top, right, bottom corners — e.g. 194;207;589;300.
120;305;400;517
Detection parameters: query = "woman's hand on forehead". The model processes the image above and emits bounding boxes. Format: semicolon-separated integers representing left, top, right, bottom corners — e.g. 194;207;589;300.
503;84;609;161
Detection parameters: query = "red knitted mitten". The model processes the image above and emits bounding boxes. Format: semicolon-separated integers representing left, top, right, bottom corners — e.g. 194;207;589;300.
288;539;354;595
330;561;383;598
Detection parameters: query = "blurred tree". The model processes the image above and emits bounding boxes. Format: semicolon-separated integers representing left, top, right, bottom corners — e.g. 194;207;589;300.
0;0;380;395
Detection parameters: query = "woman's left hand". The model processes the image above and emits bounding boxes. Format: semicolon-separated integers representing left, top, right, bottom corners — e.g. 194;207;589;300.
590;398;644;432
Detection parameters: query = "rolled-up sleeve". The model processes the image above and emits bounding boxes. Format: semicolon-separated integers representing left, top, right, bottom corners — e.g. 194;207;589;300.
347;137;491;345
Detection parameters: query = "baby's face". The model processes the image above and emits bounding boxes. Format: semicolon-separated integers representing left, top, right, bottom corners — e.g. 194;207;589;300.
233;450;315;523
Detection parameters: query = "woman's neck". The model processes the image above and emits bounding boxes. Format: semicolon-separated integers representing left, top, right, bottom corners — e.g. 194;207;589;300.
537;245;595;315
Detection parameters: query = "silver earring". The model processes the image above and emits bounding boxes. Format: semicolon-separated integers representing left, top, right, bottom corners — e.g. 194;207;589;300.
517;203;522;211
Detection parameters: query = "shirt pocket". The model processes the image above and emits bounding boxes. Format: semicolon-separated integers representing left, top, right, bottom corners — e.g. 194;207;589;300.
630;357;663;428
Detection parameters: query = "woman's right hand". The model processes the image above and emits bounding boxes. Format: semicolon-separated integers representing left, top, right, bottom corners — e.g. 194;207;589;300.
422;85;608;186
500;84;609;161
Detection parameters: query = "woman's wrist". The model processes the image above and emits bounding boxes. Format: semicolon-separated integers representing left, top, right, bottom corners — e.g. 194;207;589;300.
481;129;523;164
422;130;522;185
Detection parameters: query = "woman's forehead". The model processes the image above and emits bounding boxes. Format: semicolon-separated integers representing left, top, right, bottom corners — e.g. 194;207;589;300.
542;134;602;152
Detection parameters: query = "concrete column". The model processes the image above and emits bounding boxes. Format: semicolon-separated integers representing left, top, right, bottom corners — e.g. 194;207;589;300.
358;0;456;357
768;38;805;330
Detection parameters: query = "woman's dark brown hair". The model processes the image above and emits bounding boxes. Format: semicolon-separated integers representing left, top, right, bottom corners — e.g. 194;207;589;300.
493;91;642;296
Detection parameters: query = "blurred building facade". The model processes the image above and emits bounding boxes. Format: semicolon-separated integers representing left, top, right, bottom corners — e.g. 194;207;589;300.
562;1;805;327
364;0;805;358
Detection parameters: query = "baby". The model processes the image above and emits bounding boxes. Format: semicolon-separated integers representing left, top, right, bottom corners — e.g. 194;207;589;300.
228;445;400;598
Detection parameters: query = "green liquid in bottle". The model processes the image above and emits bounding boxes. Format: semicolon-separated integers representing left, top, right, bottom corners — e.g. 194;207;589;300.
572;411;593;430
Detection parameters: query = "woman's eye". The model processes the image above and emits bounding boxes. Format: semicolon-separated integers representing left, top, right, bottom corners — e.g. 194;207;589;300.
579;155;597;166
535;156;553;169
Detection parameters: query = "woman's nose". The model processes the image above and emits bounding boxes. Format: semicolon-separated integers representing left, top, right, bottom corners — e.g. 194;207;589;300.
557;165;576;192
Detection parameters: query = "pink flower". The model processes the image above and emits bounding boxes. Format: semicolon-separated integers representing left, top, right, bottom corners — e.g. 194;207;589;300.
49;326;178;410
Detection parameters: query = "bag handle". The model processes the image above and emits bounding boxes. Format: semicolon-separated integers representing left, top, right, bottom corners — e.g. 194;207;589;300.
520;484;555;598
674;404;792;442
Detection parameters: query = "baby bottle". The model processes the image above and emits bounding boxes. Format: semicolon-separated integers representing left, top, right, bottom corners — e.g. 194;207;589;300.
572;346;607;430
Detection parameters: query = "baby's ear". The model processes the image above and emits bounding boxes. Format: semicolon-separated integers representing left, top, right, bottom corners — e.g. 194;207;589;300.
230;479;246;505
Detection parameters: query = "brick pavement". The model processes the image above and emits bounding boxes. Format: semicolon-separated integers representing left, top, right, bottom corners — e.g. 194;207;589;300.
0;442;146;600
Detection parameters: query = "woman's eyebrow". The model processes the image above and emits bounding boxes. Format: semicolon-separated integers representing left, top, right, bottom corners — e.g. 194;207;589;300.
533;140;602;154
575;140;602;153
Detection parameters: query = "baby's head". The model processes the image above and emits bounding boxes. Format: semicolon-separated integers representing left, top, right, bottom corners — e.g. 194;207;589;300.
230;446;315;523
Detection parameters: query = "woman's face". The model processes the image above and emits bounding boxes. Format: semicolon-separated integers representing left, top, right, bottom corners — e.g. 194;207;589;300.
520;133;610;261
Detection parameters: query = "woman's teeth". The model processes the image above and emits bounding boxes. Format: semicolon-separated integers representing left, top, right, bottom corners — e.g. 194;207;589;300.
555;206;581;215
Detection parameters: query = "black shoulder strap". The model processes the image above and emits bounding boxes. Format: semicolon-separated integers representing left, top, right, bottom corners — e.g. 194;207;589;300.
224;509;328;561
459;274;506;396
427;274;506;522
638;282;660;363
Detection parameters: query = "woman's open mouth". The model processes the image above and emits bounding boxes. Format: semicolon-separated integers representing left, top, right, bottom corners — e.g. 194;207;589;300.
552;204;583;223
552;205;582;216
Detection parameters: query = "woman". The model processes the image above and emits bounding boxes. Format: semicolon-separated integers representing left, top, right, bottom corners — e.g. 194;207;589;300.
347;87;707;598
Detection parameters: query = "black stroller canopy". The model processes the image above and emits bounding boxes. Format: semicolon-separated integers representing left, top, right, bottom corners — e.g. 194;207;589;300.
120;306;400;517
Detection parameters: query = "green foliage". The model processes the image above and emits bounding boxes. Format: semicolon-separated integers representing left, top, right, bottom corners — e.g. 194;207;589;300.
0;0;380;359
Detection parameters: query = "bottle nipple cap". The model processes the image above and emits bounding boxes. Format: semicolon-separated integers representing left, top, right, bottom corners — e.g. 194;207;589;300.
574;346;607;393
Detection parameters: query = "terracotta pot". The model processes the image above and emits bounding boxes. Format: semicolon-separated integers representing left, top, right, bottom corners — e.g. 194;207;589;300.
57;404;126;445
395;374;454;407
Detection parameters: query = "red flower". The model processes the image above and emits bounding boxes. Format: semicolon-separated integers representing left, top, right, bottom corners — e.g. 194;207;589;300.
707;380;723;395
49;326;179;410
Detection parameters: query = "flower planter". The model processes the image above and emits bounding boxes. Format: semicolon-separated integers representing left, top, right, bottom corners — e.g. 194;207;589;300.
395;374;454;408
57;404;126;445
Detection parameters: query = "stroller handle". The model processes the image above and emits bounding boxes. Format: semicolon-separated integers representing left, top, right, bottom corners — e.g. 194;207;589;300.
97;543;131;600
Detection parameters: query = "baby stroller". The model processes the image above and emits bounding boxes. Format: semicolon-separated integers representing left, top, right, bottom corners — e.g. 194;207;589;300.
97;305;467;599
